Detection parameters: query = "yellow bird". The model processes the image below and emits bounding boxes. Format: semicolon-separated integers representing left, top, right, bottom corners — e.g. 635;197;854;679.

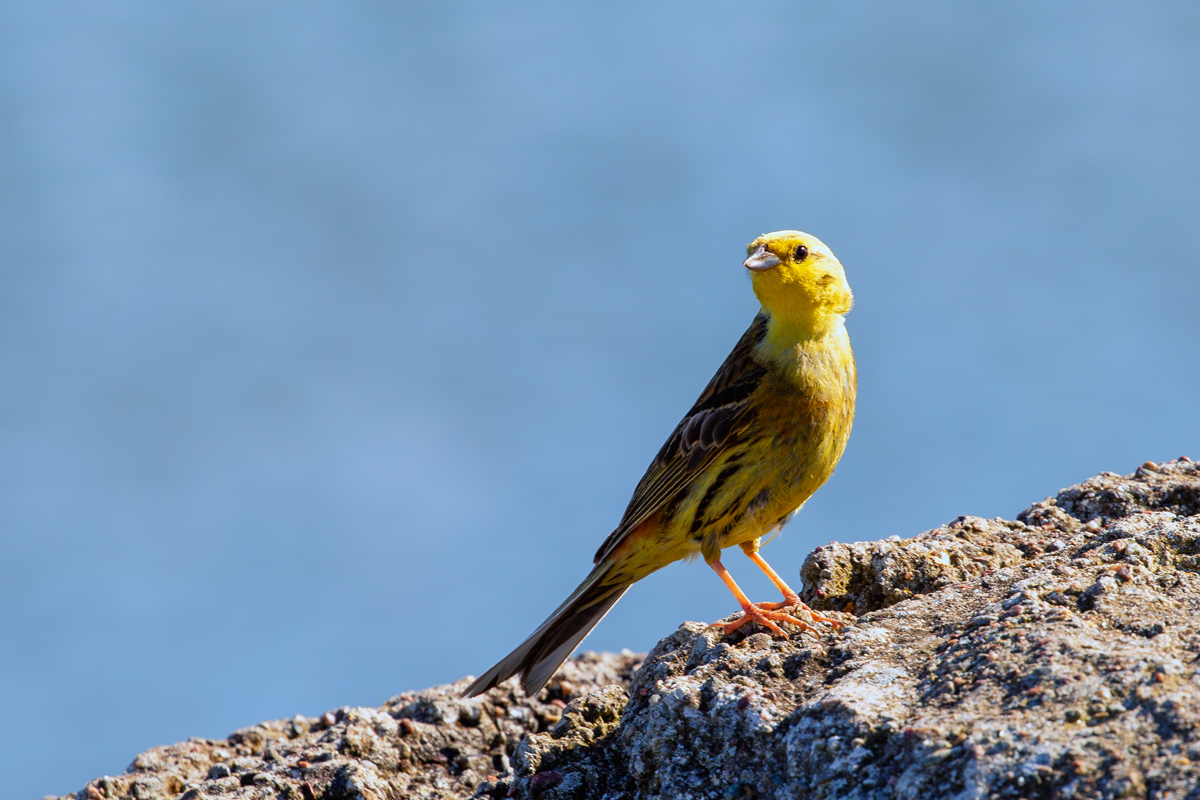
463;230;856;699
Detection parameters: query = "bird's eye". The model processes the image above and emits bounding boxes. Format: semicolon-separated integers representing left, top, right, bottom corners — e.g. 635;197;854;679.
793;244;809;262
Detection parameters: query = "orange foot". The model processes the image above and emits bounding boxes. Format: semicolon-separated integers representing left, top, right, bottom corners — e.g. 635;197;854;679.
710;602;822;637
754;592;845;630
707;557;840;638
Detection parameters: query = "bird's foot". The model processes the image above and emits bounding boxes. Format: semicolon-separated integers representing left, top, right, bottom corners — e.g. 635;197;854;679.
709;603;821;638
754;593;845;630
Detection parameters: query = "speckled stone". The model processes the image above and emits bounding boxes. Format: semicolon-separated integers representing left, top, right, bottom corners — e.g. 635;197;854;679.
495;458;1200;800
58;459;1200;800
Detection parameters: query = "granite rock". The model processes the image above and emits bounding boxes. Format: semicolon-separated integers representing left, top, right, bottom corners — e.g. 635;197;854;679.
62;653;642;800
59;458;1200;800
496;458;1200;800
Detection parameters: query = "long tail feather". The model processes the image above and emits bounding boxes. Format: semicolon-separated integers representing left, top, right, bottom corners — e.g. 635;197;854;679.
461;563;629;698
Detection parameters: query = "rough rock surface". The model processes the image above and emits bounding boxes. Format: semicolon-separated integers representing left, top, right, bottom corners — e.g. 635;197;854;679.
60;458;1200;800
61;654;642;800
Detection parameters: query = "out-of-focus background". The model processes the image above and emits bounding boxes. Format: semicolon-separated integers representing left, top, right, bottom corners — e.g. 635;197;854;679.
2;2;1198;796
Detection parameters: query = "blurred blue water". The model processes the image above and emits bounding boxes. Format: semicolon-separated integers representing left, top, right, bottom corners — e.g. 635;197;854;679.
1;2;1198;796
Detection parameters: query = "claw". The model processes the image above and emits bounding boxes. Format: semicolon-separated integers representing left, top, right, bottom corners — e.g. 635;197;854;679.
706;556;842;639
710;604;821;637
736;548;847;630
755;595;845;629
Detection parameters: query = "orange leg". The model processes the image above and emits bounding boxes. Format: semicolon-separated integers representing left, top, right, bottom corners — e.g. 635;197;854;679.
742;545;844;629
707;559;820;637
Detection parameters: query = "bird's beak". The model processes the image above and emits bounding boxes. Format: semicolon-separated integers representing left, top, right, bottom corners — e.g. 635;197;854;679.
743;244;781;272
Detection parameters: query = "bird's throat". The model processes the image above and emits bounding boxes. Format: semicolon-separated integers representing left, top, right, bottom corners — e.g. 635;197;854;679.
760;307;845;358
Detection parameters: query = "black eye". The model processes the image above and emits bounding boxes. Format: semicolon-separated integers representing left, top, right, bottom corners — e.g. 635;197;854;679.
793;244;809;261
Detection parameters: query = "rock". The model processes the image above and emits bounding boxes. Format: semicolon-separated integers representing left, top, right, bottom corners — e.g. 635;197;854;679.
497;458;1200;800
57;458;1200;800
59;652;642;800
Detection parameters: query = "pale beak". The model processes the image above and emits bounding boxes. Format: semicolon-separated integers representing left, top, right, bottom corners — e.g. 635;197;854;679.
743;244;781;271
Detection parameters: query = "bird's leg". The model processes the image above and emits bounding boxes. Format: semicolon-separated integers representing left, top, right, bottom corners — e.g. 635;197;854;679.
742;544;803;605
741;543;844;629
706;559;820;637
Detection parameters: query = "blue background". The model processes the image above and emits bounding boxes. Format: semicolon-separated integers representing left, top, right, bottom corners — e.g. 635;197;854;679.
2;3;1198;797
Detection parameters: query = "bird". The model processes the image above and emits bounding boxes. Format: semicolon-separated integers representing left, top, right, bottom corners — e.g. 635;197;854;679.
462;230;856;699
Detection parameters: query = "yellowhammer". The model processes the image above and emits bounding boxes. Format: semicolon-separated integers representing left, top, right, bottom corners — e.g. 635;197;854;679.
463;230;855;698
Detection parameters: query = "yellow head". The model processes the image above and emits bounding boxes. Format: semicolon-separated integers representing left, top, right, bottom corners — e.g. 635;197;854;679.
743;230;852;337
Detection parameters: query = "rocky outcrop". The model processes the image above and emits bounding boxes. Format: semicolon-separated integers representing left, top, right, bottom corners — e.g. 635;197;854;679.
61;458;1200;800
62;653;642;800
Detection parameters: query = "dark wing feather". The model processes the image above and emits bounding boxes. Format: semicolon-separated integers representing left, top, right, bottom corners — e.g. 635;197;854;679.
593;314;768;564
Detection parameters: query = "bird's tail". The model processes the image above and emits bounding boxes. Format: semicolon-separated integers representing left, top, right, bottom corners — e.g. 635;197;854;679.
461;561;629;699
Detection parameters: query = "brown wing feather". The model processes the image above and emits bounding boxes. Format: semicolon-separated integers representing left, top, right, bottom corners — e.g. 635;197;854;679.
593;313;768;564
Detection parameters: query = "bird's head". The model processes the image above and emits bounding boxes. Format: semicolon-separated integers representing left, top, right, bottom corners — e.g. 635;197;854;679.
743;230;852;336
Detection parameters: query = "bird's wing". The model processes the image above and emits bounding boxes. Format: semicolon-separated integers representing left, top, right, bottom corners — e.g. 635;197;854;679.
593;313;769;564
